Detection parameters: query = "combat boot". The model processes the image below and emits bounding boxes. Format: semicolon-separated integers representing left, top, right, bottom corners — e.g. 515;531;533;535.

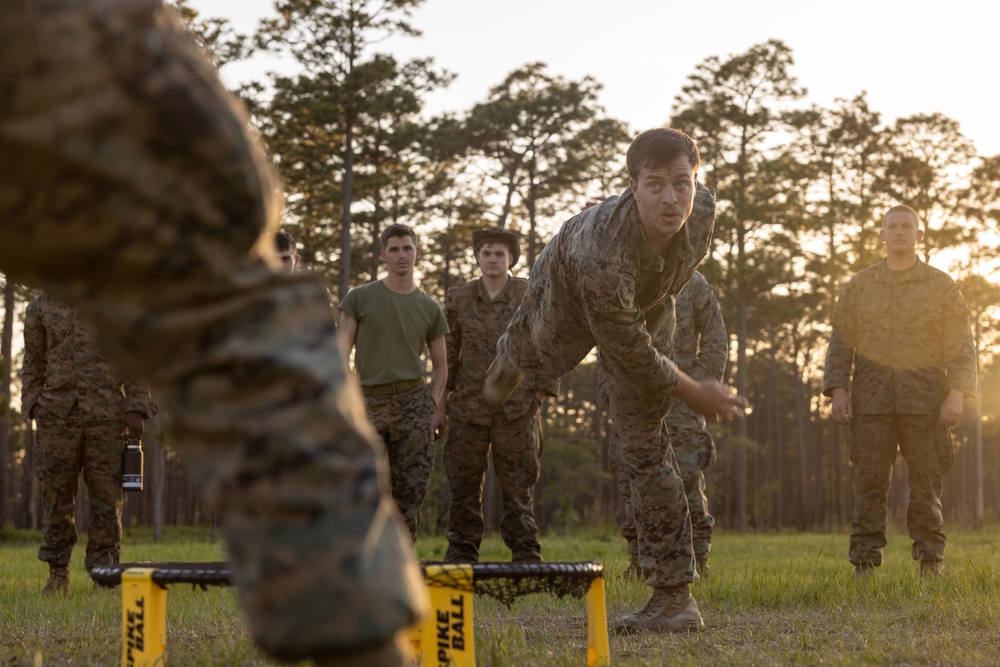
315;632;412;667
920;560;942;577
696;553;710;578
43;566;69;595
613;584;704;634
483;356;525;407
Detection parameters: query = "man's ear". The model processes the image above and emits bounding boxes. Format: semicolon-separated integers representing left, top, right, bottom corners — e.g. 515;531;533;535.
916;228;925;241
629;177;638;197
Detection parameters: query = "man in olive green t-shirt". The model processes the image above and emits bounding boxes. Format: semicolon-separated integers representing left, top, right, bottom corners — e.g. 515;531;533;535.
340;223;449;541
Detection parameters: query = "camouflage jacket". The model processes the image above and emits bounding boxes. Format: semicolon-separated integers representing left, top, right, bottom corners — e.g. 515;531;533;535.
517;184;715;412
21;294;154;423
446;276;558;425
670;271;727;382
822;260;977;414
662;271;727;426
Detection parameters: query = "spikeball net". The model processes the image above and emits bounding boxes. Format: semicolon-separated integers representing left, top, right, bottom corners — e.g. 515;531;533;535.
420;560;603;605
90;559;611;666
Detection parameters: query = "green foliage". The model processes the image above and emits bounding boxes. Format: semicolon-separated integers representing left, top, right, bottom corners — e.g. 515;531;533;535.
534;427;612;529
171;0;250;67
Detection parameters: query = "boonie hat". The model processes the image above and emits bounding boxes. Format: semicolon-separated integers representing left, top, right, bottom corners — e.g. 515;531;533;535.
472;227;521;266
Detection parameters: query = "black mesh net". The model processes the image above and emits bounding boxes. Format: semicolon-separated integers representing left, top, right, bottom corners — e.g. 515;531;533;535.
89;560;605;607
421;561;604;608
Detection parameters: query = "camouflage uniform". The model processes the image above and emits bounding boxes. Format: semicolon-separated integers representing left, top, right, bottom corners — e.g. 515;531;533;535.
22;294;154;571
497;185;716;588
0;1;425;662
665;272;726;563
340;280;449;542
823;260;977;568
444;276;558;563
365;385;439;540
609;271;726;571
605;300;674;572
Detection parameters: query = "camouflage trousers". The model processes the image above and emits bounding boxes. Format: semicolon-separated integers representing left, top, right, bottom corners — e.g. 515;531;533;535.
365;385;438;542
0;1;424;661
602;382;696;587
500;326;695;585
609;414;714;568
444;412;542;563
849;414;954;566
667;407;716;559
34;415;123;570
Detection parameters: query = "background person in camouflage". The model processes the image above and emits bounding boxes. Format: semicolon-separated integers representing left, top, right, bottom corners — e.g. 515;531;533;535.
823;205;977;577
484;128;746;634
0;2;425;665
340;223;449;542
664;271;727;575
442;227;558;564
613;270;727;578
21;294;154;594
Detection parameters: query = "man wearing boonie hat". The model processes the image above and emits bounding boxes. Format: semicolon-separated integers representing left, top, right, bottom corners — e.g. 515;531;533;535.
441;227;558;564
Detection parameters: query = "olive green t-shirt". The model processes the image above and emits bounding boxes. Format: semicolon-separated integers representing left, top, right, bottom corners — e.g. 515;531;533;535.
340;280;449;386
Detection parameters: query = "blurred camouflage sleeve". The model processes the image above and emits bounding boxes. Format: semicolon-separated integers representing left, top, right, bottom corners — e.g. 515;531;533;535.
691;279;727;382
943;284;977;398
0;1;426;661
20;297;45;419
823;280;857;397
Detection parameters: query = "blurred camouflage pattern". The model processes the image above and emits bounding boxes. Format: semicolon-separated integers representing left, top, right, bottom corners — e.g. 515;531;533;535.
496;185;716;588
0;1;424;662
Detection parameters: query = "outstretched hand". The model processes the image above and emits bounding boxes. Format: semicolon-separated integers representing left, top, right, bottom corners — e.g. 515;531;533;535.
676;377;746;423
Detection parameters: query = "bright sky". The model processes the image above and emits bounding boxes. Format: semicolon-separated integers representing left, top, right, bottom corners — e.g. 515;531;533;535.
190;0;1000;158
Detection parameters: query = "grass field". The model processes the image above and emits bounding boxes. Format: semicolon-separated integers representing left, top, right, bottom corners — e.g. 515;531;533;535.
3;524;1000;666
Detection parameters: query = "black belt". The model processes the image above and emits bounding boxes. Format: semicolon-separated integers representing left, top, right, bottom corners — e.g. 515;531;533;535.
362;379;423;396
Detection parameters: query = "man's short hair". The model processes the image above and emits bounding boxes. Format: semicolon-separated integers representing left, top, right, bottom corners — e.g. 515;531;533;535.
882;205;921;228
274;230;297;253
626;127;700;180
380;223;418;249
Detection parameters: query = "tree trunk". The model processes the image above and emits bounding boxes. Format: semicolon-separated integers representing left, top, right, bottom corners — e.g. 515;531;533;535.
734;224;748;532
339;120;355;299
0;279;13;527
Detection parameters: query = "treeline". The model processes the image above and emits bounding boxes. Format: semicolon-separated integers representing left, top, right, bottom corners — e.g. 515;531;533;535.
1;0;998;536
